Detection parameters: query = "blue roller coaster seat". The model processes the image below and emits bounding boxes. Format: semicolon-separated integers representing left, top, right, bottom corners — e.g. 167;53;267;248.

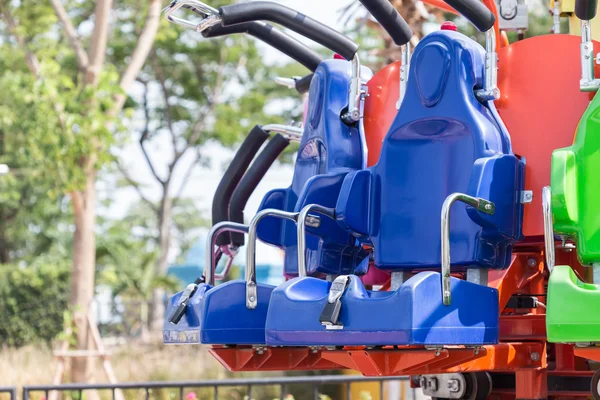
164;281;274;345
266;29;524;347
256;59;372;277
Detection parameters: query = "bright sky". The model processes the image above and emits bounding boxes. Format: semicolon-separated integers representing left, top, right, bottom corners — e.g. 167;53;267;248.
108;0;352;265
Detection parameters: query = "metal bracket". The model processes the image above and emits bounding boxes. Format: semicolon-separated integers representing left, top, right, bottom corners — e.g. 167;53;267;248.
475;30;500;101
396;43;410;110
420;374;467;399
341;54;362;124
579;20;600;92
520;190;533;204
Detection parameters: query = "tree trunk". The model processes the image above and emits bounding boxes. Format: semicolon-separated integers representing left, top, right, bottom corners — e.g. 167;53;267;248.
0;222;9;264
69;167;97;383
150;185;172;333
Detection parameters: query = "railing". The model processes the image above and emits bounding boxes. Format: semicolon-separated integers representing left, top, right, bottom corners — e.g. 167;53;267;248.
22;375;410;400
0;387;16;400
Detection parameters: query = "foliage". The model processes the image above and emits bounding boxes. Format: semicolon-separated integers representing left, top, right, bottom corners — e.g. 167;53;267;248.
0;260;71;346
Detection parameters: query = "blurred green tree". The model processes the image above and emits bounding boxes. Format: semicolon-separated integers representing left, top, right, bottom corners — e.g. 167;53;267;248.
0;0;161;382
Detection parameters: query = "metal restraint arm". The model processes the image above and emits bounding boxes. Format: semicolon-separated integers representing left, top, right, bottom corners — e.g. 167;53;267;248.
441;193;495;306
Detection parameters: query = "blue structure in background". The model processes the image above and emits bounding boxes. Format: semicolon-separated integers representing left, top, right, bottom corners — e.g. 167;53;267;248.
167;235;284;289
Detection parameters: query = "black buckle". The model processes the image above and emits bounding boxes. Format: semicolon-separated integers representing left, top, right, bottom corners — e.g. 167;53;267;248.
319;276;350;329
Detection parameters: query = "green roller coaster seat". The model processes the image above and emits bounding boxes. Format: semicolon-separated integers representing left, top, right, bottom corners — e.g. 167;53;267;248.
547;266;600;342
547;91;600;343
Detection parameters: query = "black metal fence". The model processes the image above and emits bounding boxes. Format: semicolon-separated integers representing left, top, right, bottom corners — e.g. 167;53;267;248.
22;375;410;400
0;387;16;400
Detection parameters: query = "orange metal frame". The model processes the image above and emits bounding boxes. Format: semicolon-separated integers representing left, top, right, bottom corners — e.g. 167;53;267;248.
208;249;595;399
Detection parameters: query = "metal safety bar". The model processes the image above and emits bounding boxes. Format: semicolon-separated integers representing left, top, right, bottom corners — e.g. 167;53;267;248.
297;204;337;277
163;0;221;32
205;221;249;286
246;209;299;309
579;19;600;91
440;193;495;306
553;0;561;34
206;123;301;283
262;124;303;142
542;186;556;272
476;29;500;101
397;43;410;109
342;54;363;124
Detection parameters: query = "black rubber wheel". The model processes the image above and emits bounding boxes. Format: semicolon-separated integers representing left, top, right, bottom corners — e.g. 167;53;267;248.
591;369;600;400
431;372;491;400
465;372;492;400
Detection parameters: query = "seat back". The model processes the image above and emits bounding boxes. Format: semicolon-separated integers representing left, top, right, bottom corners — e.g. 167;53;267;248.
338;30;523;271
551;90;600;265
256;59;369;276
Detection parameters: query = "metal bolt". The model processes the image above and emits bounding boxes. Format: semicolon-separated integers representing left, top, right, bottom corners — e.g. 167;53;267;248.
527;258;537;268
249;296;255;302
427;378;438;391
447;379;461;393
530;352;540;361
485;203;492;211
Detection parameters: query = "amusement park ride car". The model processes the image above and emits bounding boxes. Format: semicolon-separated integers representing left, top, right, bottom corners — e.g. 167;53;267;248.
160;0;600;397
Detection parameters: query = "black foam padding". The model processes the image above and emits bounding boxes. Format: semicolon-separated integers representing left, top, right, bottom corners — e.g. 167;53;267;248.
212;125;269;246
219;2;359;60
359;0;412;46
229;133;290;247
295;74;313;94
203;22;323;71
576;0;598;20
443;0;496;32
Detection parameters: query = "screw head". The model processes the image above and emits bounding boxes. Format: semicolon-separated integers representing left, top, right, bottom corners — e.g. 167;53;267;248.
249;296;255;302
485;203;492;211
527;258;537;267
530;352;540;361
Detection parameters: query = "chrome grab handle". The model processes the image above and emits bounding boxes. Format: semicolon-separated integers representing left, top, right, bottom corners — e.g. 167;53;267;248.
263;124;303;143
204;221;249;286
163;0;222;32
246;209;299;309
441;193;495;306
542;186;555;272
297;204;336;278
